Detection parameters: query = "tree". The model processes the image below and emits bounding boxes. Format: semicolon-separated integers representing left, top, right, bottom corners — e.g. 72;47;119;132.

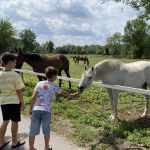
0;18;16;52
20;29;36;52
106;32;124;56
99;0;150;20
54;46;68;54
34;42;43;53
124;17;148;58
43;41;54;53
105;47;109;55
143;32;150;58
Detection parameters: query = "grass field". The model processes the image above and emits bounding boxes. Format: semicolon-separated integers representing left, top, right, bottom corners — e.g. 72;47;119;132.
22;55;150;150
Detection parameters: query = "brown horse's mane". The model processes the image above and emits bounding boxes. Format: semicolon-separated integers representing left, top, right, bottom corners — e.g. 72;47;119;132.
25;53;60;62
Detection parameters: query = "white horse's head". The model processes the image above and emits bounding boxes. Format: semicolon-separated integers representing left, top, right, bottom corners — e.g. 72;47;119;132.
78;66;95;92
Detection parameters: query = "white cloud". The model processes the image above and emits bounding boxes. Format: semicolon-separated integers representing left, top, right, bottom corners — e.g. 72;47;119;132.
13;20;27;30
0;0;138;46
44;18;64;31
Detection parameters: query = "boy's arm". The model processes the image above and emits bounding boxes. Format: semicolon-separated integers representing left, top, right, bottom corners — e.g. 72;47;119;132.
16;89;24;111
30;90;38;114
60;90;80;99
70;92;80;97
60;90;70;97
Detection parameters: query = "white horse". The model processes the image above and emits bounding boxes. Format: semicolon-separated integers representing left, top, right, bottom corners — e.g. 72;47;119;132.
78;59;150;120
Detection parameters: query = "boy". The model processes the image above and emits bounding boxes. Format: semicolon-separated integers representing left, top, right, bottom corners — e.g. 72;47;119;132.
0;52;26;149
29;66;79;150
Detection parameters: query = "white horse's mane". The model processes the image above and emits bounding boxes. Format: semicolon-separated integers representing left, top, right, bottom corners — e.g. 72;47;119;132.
94;59;122;74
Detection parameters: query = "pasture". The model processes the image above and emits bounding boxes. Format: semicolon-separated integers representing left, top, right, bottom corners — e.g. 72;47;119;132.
22;55;150;150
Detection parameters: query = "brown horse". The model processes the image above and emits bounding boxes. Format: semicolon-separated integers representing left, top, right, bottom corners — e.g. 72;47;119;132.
16;49;71;89
73;55;89;66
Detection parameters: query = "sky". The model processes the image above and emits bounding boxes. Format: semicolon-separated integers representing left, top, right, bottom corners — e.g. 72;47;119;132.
0;0;138;47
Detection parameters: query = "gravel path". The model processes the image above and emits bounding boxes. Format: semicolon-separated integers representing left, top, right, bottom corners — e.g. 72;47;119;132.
0;111;85;150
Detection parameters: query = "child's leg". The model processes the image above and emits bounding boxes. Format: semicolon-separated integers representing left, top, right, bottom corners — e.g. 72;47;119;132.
41;111;51;150
29;136;36;150
10;102;26;147
29;111;41;150
0;120;9;146
11;121;18;144
44;135;50;150
11;121;26;147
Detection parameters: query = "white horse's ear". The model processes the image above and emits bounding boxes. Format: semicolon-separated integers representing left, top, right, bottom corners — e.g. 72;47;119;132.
92;66;96;75
91;66;94;72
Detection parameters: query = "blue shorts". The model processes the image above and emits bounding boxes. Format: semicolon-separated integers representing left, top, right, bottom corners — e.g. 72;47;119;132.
29;110;51;136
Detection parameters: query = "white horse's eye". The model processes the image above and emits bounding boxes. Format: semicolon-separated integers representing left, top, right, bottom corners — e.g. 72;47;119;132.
89;76;92;79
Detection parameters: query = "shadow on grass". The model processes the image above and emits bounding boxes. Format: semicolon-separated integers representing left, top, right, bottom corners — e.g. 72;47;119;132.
91;130;120;150
133;116;150;128
91;116;150;150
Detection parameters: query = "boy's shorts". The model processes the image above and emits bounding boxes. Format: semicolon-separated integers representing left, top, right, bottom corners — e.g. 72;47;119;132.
29;110;51;136
1;103;21;122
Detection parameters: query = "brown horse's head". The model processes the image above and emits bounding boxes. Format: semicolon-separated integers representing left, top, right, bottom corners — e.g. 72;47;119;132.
73;55;76;62
15;48;25;69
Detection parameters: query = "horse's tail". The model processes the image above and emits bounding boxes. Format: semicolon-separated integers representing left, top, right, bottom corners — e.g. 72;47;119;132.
58;54;69;70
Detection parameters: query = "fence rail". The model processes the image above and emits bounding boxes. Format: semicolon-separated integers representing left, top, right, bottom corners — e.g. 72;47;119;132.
1;67;150;96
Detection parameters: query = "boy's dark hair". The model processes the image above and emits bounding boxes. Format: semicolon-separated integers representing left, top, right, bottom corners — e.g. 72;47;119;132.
45;66;58;78
1;52;17;66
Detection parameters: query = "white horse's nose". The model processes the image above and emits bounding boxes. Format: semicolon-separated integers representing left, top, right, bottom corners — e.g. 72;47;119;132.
78;86;84;93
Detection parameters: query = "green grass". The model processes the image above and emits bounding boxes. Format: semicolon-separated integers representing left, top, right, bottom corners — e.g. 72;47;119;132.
22;55;150;149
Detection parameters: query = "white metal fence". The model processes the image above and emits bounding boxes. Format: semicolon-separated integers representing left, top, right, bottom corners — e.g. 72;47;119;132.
1;67;150;96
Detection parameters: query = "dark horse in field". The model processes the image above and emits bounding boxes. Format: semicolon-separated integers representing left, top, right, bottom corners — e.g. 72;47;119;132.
16;49;71;89
73;55;89;66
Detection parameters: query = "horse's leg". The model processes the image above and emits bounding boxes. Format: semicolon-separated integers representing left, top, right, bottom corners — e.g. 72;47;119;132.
75;59;77;65
58;70;62;87
37;75;43;81
112;89;118;119
107;89;114;119
87;61;89;66
107;89;118;120
141;83;149;117
142;95;149;117
64;69;71;89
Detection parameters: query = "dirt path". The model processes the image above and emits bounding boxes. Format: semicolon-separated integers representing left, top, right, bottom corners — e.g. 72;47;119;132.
0;111;85;150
